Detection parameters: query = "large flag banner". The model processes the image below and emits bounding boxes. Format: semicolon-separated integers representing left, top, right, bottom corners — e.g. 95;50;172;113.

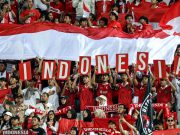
137;73;153;135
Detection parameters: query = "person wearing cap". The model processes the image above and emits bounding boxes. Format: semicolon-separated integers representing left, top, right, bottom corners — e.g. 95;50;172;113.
96;95;107;106
10;116;22;130
19;79;40;107
0;111;12;130
107;10;122;30
113;70;133;107
72;73;94;111
42;78;60;110
92;66;114;105
23;109;35;129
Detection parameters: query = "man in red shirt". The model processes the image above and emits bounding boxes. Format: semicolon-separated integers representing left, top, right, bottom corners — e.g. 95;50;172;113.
72;74;94;111
156;77;176;104
20;0;40;23
50;0;64;19
114;70;133;107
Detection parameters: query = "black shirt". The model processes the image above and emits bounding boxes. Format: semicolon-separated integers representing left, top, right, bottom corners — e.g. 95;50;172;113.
30;127;46;135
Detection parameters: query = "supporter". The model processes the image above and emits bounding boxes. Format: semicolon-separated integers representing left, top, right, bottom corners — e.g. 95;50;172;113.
0;78;7;89
87;13;97;27
64;0;74;14
49;0;64;19
8;75;20;99
111;4;120;13
10;116;22;130
42;78;60;110
36;92;55;112
116;104;127;118
20;79;40;106
151;0;167;8
96;95;107;106
54;18;59;24
61;78;76;106
30;115;46;135
166;115;176;129
98;17;108;28
74;19;80;26
95;0;114;18
108;120;121;134
45;12;54;22
94;109;106;118
0;1;16;23
45;110;59;134
0;61;8;79
70;126;78;135
72;74;94;111
138;16;153;31
123;14;137;34
72;0;95;20
64;13;72;24
23;109;35;129
0;111;12;130
10;94;28;123
156;76;176;104
83;109;92;122
114;70;133;107
20;0;41;24
58;96;70;109
79;17;88;28
92;67;114;105
108;11;122;30
66;109;77;119
114;0;130;13
154;119;164;130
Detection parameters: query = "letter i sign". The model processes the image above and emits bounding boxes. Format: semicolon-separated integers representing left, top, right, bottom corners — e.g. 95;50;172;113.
19;61;32;81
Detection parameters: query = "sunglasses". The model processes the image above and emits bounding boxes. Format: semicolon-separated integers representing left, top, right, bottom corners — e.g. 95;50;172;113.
167;119;174;122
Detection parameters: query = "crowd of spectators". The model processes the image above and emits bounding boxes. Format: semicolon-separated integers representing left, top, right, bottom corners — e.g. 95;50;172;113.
0;44;179;134
0;0;178;33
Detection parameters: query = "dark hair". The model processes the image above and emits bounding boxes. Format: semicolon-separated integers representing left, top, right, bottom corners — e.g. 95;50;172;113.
45;12;54;22
125;14;133;20
65;13;72;20
71;126;78;135
0;77;7;82
42;92;49;97
139;16;149;24
32;115;40;122
110;12;118;20
108;120;116;125
10;75;19;81
83;109;92;122
79;18;88;24
67;109;77;119
89;13;96;21
99;17;108;26
47;110;56;126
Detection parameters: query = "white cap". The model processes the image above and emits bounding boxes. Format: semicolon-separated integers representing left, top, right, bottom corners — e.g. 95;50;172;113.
25;109;35;116
96;95;107;102
111;10;118;17
4;112;12;117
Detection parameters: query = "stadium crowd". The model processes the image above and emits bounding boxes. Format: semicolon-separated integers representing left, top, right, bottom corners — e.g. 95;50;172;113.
0;0;180;134
0;0;178;33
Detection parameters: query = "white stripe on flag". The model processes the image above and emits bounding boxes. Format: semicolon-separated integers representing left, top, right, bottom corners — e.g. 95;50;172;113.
158;61;162;78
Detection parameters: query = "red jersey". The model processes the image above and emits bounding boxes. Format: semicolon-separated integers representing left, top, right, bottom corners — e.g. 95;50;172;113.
107;20;122;30
134;84;146;103
96;0;114;17
50;2;64;18
65;0;74;13
117;82;132;107
96;83;113;105
63;87;76;106
20;9;40;23
78;85;94;110
156;85;172;103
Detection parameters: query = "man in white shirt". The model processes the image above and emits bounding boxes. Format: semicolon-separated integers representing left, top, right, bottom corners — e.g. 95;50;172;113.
22;80;40;107
42;79;59;110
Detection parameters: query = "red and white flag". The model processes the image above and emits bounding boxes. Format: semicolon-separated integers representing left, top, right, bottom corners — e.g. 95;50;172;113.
56;60;71;80
42;61;56;80
173;56;180;76
83;1;90;17
159;1;180;35
19;61;32;81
